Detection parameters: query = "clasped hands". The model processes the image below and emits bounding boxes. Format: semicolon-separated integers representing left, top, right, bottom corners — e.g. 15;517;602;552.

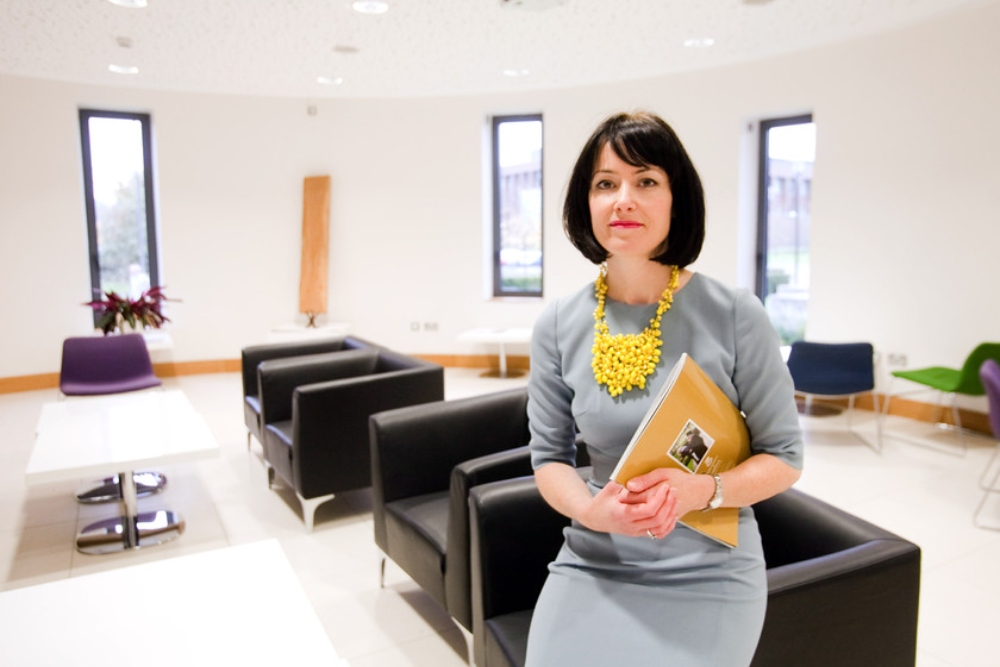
582;468;706;540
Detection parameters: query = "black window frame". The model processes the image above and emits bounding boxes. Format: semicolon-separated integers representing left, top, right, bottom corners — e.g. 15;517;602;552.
78;108;160;319
754;113;813;300
491;113;544;298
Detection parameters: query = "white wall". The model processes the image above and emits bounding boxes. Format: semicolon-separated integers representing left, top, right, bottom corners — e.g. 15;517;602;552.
2;2;999;402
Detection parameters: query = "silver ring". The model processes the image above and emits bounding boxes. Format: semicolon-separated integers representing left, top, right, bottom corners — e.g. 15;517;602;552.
646;529;656;540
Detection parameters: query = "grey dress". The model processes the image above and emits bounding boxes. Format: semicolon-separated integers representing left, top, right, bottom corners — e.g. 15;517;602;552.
526;272;804;667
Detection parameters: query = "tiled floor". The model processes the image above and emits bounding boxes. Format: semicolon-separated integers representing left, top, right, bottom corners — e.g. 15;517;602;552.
1;368;999;666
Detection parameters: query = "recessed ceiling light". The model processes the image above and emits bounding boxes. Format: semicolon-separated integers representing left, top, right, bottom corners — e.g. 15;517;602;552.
108;64;139;75
107;0;148;8
352;1;389;14
502;68;530;77
500;0;566;10
317;76;344;85
684;37;715;48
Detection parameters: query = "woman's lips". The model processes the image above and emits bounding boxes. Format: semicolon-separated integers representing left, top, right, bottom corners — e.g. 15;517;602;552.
610;220;642;229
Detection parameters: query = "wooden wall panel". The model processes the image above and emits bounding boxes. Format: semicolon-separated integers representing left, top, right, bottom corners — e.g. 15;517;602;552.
299;175;331;321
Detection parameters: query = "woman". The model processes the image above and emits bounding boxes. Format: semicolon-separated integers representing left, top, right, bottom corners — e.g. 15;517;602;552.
526;111;803;666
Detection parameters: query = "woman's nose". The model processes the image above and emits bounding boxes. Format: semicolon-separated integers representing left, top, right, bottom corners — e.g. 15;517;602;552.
614;185;636;211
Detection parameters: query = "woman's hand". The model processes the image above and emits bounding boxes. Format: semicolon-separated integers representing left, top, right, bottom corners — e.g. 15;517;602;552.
579;472;681;539
624;468;715;521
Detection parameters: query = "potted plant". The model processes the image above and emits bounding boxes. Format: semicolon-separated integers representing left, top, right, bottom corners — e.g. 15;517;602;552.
85;286;177;335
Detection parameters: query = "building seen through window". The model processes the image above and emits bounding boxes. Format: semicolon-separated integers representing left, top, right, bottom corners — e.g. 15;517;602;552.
756;116;815;345
492;115;542;297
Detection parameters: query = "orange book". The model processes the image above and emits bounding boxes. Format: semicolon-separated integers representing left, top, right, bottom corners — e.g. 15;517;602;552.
610;353;751;547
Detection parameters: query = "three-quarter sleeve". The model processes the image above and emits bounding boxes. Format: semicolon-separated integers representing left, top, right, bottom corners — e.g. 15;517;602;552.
730;289;804;469
528;301;580;470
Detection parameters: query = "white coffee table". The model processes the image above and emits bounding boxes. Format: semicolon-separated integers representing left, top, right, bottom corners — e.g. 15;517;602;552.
27;390;220;554
0;539;346;666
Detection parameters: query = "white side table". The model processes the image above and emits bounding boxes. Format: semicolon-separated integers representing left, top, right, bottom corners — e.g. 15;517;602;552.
459;327;532;378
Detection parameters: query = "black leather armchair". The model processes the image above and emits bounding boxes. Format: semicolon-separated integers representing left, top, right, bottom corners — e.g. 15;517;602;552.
369;388;535;633
240;336;377;450
259;347;444;531
469;481;921;667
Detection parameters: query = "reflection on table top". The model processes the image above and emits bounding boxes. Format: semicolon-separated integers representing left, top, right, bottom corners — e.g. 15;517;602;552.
26;389;219;485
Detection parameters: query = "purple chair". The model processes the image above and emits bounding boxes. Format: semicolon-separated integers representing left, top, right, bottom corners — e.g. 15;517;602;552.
58;333;166;503
974;358;1000;528
59;334;162;396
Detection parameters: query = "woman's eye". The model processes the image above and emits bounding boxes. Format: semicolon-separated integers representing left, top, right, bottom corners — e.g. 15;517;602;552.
593;179;614;190
639;177;658;187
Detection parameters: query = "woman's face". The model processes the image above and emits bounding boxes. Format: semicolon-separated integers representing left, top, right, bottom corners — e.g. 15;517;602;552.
589;143;673;261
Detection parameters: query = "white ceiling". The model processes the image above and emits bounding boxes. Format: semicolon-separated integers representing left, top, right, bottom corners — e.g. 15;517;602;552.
0;0;992;99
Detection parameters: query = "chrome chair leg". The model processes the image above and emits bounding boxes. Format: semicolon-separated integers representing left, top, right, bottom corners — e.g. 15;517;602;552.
974;457;1000;530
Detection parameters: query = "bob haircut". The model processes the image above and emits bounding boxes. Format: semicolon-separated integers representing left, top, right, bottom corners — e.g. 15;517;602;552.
563;111;705;267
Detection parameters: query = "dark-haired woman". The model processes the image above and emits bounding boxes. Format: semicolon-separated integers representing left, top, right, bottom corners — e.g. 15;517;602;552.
526;111;803;666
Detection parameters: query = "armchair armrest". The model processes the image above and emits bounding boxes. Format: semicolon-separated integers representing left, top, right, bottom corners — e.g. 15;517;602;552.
369;387;528;547
445;445;534;625
451;446;533;501
241;337;348;395
257;348;379;425
371;388;530;502
292;362;445;498
469;475;569;667
750;488;921;667
241;335;381;395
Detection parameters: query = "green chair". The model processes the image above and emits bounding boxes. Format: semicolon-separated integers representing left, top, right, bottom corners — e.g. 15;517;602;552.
883;342;1000;452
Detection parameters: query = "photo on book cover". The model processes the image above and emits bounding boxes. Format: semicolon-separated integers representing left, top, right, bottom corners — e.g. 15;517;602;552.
667;419;715;473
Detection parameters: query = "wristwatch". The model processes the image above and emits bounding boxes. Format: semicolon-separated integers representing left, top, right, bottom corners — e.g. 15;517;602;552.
704;474;723;511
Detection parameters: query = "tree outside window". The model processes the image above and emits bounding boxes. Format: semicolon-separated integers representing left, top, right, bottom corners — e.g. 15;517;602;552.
79;109;159;314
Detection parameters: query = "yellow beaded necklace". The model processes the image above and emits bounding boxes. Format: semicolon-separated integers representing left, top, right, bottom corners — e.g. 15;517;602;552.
592;264;680;397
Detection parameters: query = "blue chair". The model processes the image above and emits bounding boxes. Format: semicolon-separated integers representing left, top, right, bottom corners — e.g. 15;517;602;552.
786;341;880;450
974;359;1000;529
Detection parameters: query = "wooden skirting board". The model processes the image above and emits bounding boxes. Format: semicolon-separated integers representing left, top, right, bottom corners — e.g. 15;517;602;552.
0;357;990;436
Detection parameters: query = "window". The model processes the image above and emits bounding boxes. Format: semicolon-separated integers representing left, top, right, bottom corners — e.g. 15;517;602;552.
491;114;543;297
755;115;815;345
78;109;159;313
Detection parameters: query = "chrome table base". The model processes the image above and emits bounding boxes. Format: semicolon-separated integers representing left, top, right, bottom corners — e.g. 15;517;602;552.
76;468;184;555
76;471;167;504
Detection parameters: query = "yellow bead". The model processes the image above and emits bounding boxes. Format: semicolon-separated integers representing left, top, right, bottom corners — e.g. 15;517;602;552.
592;265;679;396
